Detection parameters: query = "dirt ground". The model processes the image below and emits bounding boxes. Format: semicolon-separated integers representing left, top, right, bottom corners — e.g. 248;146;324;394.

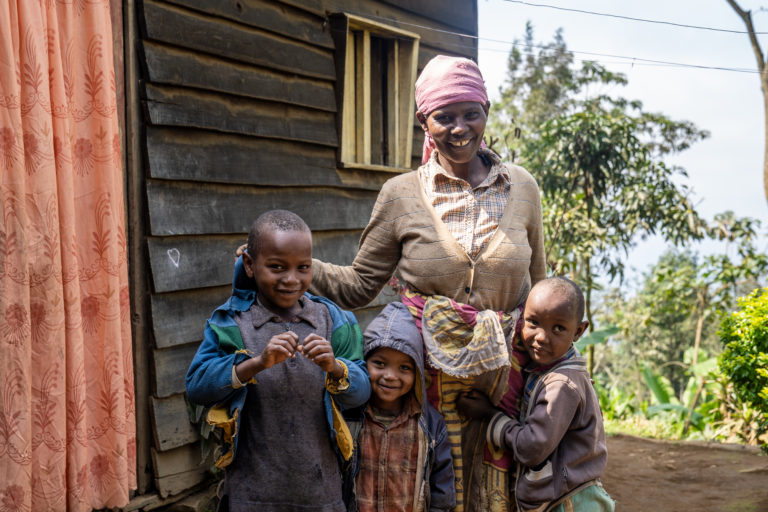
602;434;768;512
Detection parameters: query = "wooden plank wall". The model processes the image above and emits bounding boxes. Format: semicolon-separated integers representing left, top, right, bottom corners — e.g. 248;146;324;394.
134;0;477;498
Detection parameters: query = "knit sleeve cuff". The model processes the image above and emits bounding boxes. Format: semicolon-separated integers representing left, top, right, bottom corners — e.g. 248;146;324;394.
325;359;350;394
231;364;245;389
487;411;512;449
231;363;257;388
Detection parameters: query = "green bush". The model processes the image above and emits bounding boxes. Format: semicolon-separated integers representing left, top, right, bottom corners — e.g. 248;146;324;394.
718;288;768;451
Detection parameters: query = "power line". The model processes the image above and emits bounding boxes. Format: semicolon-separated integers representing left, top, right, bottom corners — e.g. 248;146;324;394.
501;0;768;35
348;11;759;75
472;41;757;74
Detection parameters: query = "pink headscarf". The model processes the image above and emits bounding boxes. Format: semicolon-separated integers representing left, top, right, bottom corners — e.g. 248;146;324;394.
415;55;489;164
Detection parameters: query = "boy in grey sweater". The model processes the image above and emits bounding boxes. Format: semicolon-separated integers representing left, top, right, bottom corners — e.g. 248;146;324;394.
458;277;614;512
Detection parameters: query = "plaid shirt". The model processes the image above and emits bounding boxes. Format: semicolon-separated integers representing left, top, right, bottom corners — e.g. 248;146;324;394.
356;397;421;512
419;148;511;259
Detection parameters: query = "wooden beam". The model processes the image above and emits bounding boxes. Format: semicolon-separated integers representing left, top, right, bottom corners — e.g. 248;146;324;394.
151;286;230;350
361;31;371;164
147;235;243;293
152;343;199;398
151;444;209;498
150;394;199;451
387;38;400;167
145;127;341;187
322;0;477;58
125;0;154;494
148;231;362;293
341;30;356;163
146;180;377;236
162;0;333;49
143;84;338;147
402;38;419;167
141;0;335;80
375;0;478;34
142;41;336;112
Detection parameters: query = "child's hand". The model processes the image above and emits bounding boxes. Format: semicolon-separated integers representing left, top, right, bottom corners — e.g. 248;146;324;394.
259;331;300;369
457;389;497;421
300;334;343;378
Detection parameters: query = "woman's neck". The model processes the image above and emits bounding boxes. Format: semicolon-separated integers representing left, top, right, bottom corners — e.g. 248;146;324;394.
437;152;490;188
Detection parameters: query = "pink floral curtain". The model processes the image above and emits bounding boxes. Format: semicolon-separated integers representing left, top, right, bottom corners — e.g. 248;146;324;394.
0;1;135;510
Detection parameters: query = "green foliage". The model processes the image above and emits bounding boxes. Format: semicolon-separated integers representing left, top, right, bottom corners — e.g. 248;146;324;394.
486;26;709;354
594;382;636;421
575;325;618;350
489;23;768;450
641;364;675;405
600;220;767;402
718;288;768;450
530;109;705;284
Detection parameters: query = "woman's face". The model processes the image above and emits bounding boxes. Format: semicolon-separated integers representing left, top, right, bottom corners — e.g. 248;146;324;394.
419;101;489;168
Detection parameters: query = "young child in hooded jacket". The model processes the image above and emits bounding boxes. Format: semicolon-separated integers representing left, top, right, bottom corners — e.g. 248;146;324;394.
186;210;370;512
344;301;456;512
458;277;614;512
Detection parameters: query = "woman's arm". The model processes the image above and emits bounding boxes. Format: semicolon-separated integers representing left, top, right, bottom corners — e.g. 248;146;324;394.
310;181;402;309
527;175;547;285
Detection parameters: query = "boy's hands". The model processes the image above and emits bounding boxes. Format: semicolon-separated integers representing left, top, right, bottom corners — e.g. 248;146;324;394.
301;334;344;379
457;389;498;421
236;332;343;381
260;332;301;369
235;331;299;383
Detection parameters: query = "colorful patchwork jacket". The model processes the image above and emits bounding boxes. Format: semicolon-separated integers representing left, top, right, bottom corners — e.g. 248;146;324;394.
185;256;370;469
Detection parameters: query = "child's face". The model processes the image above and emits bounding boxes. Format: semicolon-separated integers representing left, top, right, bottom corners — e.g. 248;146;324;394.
522;285;588;366
366;347;416;413
243;229;312;317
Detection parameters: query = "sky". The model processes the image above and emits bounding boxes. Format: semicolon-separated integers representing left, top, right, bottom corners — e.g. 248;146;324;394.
476;0;768;286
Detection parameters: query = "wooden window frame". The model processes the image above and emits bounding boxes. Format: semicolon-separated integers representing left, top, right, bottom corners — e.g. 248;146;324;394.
330;13;420;172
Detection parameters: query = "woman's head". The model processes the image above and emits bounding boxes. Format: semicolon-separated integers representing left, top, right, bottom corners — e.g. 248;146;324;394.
415;55;489;164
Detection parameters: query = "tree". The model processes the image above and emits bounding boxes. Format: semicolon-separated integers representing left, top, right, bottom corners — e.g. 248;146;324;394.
487;27;710;371
600;251;719;401
718;287;768;451
597;214;766;412
488;23;628;161
725;0;768;205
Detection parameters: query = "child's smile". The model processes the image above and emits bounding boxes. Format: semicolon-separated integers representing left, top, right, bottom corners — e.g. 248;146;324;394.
366;347;416;414
243;229;313;321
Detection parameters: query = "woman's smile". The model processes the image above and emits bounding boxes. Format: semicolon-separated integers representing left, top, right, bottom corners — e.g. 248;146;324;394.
450;138;473;147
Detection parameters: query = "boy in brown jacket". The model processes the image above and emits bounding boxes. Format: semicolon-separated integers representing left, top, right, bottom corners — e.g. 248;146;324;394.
458;277;614;512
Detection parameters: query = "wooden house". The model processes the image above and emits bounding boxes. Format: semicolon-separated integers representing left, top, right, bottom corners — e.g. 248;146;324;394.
119;0;479;508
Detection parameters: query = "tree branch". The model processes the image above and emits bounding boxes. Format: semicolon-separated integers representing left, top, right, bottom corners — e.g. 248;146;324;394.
725;0;767;74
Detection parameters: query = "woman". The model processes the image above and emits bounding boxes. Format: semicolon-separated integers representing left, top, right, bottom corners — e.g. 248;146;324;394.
310;55;546;512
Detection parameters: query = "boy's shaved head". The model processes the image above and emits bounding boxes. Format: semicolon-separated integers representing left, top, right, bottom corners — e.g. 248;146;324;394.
530;276;585;322
247;210;311;257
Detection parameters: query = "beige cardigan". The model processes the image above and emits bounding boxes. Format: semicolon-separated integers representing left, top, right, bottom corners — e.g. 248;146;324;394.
310;165;546;312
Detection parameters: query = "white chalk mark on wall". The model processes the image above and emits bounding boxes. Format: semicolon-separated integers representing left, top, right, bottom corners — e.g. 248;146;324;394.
167;248;180;268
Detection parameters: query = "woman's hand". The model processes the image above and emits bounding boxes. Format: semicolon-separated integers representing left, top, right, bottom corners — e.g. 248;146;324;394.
457;389;497;421
235;243;247;257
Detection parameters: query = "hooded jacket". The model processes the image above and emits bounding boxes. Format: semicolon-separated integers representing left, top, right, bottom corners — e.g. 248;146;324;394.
344;302;456;512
